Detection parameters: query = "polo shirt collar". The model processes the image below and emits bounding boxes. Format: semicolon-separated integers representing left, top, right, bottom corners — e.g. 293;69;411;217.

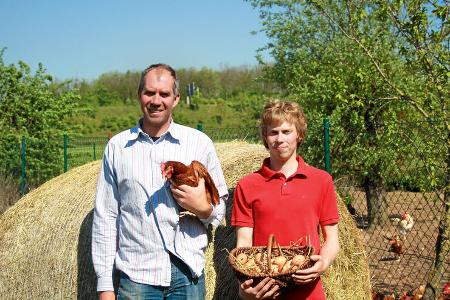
128;118;180;142
259;156;310;180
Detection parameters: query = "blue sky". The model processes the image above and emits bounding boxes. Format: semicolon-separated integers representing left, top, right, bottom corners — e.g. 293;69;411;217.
0;0;268;81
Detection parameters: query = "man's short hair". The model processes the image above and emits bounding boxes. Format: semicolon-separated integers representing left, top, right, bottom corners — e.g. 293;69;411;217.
259;99;307;148
138;63;180;96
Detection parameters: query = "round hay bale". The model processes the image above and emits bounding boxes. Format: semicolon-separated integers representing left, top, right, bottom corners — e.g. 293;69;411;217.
0;141;371;300
0;160;100;299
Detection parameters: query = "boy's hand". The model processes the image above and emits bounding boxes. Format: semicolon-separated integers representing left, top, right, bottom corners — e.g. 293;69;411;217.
291;254;329;284
239;277;280;299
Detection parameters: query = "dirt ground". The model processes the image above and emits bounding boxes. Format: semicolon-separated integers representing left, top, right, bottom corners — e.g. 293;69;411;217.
338;187;449;297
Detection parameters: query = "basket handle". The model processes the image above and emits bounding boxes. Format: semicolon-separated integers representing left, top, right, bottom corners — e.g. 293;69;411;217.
267;234;275;272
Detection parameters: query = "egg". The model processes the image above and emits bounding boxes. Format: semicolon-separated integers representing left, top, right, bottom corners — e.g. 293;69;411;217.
272;256;288;272
292;254;306;267
281;259;292;272
236;253;248;265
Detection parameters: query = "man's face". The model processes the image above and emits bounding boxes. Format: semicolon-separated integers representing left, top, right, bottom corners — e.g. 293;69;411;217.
139;68;179;136
264;121;299;163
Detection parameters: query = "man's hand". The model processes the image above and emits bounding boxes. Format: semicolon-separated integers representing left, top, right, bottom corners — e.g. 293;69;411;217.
291;254;329;284
239;277;280;299
170;178;212;219
99;291;115;300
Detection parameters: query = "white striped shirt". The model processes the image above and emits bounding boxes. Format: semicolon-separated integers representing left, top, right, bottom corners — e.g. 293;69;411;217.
92;120;228;292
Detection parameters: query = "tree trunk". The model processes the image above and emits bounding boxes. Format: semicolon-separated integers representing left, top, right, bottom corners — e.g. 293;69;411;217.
364;176;386;227
363;108;387;227
423;125;450;300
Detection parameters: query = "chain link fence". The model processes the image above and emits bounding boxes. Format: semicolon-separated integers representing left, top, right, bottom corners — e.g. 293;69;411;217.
331;119;449;297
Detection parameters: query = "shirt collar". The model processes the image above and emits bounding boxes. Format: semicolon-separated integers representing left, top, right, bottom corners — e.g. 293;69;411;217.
259;155;310;180
128;118;180;142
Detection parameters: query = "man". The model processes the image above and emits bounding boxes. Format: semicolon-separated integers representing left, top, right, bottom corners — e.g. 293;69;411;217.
92;63;228;300
231;100;339;299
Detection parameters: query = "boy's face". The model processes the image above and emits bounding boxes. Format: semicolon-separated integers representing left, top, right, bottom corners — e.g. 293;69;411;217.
264;121;300;163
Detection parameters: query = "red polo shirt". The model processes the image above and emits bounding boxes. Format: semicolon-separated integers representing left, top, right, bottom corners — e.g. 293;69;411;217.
231;156;339;300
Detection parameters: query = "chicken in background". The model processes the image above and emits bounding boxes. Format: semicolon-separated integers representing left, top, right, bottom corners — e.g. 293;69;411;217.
161;160;220;216
346;202;357;217
397;285;426;300
439;282;450;300
391;212;414;238
372;285;427;300
372;291;395;300
384;235;404;260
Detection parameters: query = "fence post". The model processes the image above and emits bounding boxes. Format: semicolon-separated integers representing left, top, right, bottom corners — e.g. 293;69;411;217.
197;122;203;132
323;118;331;174
63;134;68;172
93;143;96;160
21;136;25;195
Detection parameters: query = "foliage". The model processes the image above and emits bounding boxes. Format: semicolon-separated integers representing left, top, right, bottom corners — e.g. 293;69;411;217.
177;65;277;98
0;49;81;185
95;70;140;104
247;0;448;192
69;66;276;137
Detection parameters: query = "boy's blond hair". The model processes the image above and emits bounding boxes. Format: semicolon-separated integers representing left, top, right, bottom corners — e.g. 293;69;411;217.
259;99;307;149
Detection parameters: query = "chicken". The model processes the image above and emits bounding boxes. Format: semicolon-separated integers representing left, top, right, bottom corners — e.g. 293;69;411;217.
372;291;395;300
385;235;404;260
346;202;357;217
396;212;414;236
395;285;426;300
439;282;450;300
160;160;220;207
412;285;425;300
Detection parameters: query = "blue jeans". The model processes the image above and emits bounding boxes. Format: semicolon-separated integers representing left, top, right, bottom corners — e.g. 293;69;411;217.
117;255;205;300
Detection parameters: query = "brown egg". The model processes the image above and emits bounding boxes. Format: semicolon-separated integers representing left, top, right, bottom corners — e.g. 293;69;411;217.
245;258;256;268
270;264;279;274
236;253;248;265
281;259;292;272
292;254;306;267
272;256;287;272
255;252;263;263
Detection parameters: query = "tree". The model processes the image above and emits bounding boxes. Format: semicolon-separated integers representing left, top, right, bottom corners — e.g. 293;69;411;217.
96;70;140;104
0;49;81;186
248;0;411;225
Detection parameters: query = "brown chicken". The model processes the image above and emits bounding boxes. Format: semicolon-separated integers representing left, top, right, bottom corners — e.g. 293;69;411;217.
399;285;426;300
372;291;395;300
439;282;450;300
385;235;404;259
160;160;220;207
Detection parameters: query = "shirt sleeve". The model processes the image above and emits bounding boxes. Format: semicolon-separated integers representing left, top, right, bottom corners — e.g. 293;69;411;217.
199;139;228;227
91;142;119;292
231;181;254;227
319;174;340;226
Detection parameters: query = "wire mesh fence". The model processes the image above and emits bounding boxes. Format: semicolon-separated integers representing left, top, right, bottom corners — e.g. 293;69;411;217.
331;119;449;297
66;136;109;169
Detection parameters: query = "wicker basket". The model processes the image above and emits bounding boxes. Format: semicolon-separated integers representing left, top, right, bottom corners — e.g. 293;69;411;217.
228;234;314;288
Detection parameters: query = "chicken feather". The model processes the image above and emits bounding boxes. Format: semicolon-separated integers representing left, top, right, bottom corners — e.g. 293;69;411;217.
161;160;220;206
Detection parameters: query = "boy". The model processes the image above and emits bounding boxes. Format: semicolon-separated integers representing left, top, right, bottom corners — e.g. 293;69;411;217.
231;100;339;300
